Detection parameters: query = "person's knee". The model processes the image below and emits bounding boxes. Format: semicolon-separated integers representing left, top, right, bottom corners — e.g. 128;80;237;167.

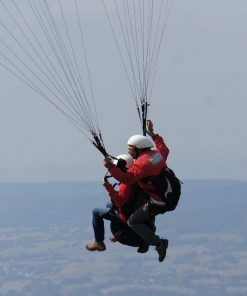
92;208;101;216
128;205;150;227
127;217;133;227
127;214;137;227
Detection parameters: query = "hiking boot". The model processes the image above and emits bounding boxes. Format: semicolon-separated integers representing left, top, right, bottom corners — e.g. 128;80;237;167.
155;239;168;262
85;241;106;251
137;242;149;253
110;235;118;242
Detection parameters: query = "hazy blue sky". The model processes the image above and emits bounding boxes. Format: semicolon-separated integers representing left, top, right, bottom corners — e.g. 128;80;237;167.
0;0;246;183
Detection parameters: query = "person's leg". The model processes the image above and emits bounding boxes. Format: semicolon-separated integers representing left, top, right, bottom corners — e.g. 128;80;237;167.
85;207;112;251
110;219;143;247
92;207;112;242
127;203;168;261
127;203;160;245
106;201;113;208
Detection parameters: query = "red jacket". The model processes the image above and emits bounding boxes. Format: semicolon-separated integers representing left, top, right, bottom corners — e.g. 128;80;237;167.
108;134;169;206
104;182;135;223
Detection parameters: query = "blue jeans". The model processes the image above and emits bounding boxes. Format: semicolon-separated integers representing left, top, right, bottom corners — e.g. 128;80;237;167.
92;202;113;242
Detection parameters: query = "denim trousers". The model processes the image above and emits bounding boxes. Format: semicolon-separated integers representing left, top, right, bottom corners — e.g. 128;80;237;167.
92;202;113;242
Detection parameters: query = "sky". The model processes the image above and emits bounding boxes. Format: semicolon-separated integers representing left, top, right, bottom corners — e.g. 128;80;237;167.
0;0;246;183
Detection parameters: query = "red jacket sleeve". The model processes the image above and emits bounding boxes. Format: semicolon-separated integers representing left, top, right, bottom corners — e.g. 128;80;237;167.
109;161;146;185
152;134;169;161
103;182;133;208
109;150;166;185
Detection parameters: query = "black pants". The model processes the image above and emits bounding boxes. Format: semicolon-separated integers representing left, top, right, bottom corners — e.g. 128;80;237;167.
110;219;144;247
127;203;164;246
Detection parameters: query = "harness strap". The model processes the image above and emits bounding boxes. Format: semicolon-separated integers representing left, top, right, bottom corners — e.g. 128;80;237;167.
164;177;172;198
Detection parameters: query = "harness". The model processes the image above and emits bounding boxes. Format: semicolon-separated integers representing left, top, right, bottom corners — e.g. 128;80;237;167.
140;167;182;210
163;173;173;198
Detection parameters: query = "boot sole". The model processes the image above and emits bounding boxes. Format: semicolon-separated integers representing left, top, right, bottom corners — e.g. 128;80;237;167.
158;239;169;262
85;247;106;251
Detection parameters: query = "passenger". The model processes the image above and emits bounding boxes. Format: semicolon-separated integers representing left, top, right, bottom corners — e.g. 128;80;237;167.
85;154;149;251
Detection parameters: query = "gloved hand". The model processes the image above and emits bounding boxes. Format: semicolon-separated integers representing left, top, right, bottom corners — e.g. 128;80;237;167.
103;157;113;169
146;119;155;137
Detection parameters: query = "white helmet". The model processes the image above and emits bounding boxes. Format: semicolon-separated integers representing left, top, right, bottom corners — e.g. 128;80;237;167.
127;135;154;149
113;154;134;169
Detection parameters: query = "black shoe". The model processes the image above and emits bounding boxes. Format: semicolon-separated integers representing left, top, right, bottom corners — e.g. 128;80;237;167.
137;242;149;253
155;239;168;262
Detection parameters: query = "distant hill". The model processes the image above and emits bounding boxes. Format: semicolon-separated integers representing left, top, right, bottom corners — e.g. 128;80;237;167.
164;179;247;234
0;179;246;296
0;179;246;229
0;181;104;227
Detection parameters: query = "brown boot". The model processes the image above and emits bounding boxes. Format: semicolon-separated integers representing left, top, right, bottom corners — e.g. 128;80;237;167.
85;241;106;251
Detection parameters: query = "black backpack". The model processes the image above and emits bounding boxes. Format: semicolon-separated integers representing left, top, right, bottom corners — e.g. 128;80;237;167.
146;167;182;212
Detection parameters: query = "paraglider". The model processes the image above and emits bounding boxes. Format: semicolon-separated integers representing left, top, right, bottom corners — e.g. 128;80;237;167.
0;0;181;262
0;0;174;151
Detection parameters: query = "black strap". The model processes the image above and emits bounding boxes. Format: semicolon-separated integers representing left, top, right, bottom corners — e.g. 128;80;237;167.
141;101;149;136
